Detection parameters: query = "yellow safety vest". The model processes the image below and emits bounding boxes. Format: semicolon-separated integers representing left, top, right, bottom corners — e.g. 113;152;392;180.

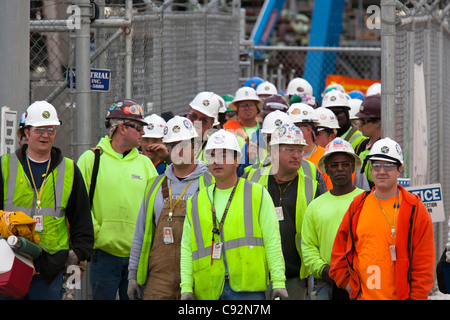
185;178;269;300
1;154;74;254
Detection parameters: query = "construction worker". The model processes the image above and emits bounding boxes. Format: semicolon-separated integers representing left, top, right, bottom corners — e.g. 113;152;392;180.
355;95;382;187
186;91;221;162
244;124;326;299
285;77;314;101
322;89;366;151
243;109;293;173
256;81;278;100
180;129;287;300
0;101;94;300
225;86;264;169
315;107;340;149
330;138;436;300
128;116;213;300
287;103;323;167
141;114;170;175
77;99;157;300
17;112;28;147
301;138;365;300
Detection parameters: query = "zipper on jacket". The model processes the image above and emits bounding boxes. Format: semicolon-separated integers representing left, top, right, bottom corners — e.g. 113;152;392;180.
406;204;416;299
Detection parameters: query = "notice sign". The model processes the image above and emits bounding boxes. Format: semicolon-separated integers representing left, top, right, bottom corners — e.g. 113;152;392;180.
67;68;111;92
406;183;445;222
1;106;17;155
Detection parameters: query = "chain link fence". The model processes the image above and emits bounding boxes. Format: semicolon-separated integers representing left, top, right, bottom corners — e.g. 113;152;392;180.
30;0;241;160
387;1;450;258
246;44;381;95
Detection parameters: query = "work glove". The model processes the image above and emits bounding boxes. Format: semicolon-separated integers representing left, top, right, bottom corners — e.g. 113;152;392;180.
271;288;288;300
180;292;196;300
127;279;142;300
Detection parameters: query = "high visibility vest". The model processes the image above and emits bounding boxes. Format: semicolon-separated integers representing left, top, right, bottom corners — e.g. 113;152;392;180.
137;171;214;285
185;178;269;300
245;161;317;279
1;154;74;254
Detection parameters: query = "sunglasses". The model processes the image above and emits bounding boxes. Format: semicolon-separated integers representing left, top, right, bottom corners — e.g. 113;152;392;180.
371;163;398;172
31;127;56;136
122;122;144;132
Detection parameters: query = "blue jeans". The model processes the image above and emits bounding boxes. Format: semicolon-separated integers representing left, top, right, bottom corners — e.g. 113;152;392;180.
0;270;64;300
219;279;266;300
90;250;129;300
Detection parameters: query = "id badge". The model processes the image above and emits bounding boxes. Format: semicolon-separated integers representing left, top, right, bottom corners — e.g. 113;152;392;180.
163;227;174;244
275;206;284;221
34;215;44;232
389;245;397;261
212;242;223;260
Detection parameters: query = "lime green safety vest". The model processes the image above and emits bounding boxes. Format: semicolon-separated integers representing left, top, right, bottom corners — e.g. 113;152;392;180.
137;171;214;285
185;178;269;300
1;154;74;254
245;160;317;279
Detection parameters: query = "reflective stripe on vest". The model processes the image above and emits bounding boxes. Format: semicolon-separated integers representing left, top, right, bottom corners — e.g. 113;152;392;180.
5;154;70;218
190;180;263;261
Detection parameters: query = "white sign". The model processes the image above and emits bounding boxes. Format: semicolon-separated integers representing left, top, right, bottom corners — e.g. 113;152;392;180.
406;183;445;222
1;107;17;155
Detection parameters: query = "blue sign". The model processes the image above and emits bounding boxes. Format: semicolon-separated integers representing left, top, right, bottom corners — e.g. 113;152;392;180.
408;186;442;203
67;68;111;92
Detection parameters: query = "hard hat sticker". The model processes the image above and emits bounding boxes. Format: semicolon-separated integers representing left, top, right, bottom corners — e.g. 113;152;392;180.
172;125;181;133
183;119;192;130
202;100;210;106
274;119;283;126
42;111;50;119
381;146;390;154
213;134;225;144
148;123;154;130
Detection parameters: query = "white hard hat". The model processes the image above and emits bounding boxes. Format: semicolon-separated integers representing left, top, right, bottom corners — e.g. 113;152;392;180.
228;87;263;111
143;114;166;138
322;83;346;97
322;89;350;109
162;115;198;143
256;81;278;96
348;99;363;120
318;138;361;173
189;91;221;119
286;77;313;97
287;103;319;123
366;83;381;96
261;110;293;134
367;137;403;165
270;124;307;146
204;129;241;157
315;107;340;129
25;101;61;127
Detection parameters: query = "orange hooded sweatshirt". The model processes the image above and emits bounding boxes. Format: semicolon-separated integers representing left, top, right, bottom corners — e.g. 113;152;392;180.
330;185;435;300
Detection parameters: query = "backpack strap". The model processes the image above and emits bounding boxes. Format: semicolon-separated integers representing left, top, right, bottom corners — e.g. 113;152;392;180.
89;147;103;208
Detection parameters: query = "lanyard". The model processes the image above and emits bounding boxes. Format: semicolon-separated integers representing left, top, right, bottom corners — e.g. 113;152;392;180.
167;178;193;222
26;155;51;209
210;182;238;265
274;175;296;206
374;190;399;242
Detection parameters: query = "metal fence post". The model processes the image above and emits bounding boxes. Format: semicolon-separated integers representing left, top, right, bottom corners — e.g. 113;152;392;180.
75;0;92;159
380;0;396;140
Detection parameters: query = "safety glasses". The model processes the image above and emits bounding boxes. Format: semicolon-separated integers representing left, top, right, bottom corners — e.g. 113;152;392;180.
122;122;144;132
